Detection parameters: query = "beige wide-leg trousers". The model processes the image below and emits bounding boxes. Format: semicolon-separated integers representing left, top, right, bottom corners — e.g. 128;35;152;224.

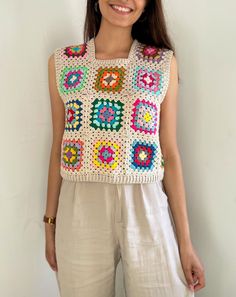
55;179;194;297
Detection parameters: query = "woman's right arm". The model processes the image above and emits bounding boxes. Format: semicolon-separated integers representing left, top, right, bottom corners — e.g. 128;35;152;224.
44;52;65;271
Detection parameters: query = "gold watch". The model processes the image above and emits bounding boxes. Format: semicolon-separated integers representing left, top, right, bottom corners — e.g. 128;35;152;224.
43;215;56;225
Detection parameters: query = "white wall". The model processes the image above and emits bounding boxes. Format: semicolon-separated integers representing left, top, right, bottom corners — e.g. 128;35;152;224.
0;0;235;296
165;0;236;296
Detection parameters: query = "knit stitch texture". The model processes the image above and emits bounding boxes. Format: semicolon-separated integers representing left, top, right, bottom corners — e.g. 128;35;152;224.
53;37;174;183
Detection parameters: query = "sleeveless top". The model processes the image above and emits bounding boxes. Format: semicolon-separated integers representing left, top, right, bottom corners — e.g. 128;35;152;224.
53;37;173;184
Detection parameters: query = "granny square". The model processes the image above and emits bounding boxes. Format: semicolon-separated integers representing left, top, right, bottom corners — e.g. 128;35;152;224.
90;98;124;131
64;43;87;58
133;66;164;95
65;99;83;131
93;140;120;170
59;65;88;94
136;45;165;63
93;66;126;93
130;140;158;171
61;138;84;171
131;98;158;134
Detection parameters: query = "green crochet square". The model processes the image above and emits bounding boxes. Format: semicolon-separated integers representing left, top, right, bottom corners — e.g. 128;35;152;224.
60;65;88;94
90;98;124;131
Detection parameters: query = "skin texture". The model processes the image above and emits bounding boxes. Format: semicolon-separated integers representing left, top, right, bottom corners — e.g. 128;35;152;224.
45;0;205;293
45;53;65;273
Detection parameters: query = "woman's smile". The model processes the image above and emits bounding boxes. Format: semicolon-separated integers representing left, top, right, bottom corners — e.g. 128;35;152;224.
109;3;134;15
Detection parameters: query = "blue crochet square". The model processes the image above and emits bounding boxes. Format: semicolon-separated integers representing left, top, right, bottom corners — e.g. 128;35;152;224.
130;140;158;171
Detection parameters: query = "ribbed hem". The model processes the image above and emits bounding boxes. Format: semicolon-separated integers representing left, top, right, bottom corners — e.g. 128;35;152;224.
60;170;164;184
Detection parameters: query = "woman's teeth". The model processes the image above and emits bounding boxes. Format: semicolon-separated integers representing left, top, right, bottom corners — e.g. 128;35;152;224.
110;4;132;13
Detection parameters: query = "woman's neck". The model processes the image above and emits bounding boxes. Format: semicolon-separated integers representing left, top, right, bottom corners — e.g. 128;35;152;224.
94;19;133;59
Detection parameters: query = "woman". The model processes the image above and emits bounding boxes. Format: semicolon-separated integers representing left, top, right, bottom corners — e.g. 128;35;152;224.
44;0;205;296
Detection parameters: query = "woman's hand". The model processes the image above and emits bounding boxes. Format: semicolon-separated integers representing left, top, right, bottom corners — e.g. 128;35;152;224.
179;242;205;293
45;224;58;272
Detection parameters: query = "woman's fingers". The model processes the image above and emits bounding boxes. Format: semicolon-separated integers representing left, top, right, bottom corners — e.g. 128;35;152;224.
45;227;58;272
184;267;195;291
180;245;206;293
192;268;205;292
46;244;58;271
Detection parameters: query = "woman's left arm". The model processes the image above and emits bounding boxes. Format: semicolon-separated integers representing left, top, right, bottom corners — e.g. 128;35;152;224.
159;53;205;293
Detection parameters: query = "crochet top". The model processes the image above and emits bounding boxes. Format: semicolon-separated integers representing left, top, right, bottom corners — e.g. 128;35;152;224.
53;37;173;184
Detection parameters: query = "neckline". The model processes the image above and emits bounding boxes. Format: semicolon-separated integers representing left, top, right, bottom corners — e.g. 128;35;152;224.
88;37;138;64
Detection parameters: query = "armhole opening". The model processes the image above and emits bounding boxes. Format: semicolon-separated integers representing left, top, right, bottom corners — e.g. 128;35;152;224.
159;50;174;105
53;47;64;104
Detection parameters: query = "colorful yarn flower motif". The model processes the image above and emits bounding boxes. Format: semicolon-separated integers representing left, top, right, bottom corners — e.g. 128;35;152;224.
65;99;83;131
60;66;88;94
136;44;165;63
94;66;126;93
130;140;158;171
90;98;124;131
133;66;164;95
64;43;87;58
131;98;158;134
61;139;84;171
93;140;120;170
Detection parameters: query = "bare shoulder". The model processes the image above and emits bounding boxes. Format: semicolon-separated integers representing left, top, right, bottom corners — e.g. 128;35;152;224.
48;51;56;76
48;52;55;67
47;52;56;91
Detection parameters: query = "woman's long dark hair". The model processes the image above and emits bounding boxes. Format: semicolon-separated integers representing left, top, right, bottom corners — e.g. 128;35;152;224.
83;0;175;53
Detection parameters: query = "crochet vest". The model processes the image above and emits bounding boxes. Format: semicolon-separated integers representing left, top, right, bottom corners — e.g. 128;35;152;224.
54;37;173;183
